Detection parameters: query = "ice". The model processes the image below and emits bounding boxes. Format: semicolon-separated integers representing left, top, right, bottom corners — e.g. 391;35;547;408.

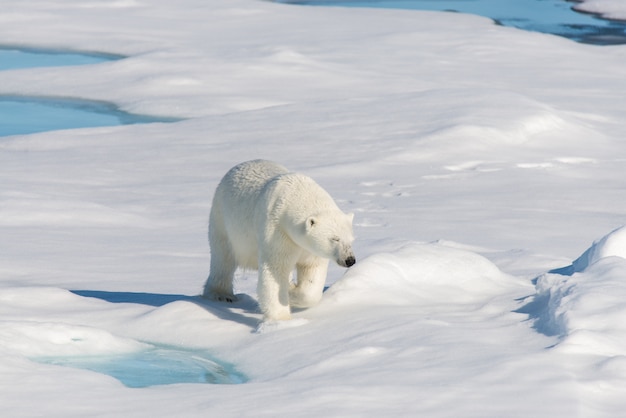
254;318;310;333
322;243;519;308
2;0;626;416
567;226;626;274
37;346;247;388
517;227;626;415
574;0;626;20
0;320;149;358
529;227;626;341
0;47;117;71
292;0;626;45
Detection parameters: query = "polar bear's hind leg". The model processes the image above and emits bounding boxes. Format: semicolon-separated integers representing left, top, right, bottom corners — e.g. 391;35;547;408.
203;208;239;302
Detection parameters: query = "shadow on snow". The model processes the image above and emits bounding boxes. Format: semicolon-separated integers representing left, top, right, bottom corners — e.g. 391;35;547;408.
71;290;261;330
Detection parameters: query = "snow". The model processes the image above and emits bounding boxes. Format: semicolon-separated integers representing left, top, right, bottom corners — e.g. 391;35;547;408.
1;0;626;416
575;0;626;20
527;228;626;414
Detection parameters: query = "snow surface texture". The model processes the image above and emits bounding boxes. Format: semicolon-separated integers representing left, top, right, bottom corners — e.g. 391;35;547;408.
1;0;626;416
575;0;626;20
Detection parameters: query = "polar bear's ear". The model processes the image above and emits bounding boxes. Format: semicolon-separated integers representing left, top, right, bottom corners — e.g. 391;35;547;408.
347;213;355;223
306;216;317;232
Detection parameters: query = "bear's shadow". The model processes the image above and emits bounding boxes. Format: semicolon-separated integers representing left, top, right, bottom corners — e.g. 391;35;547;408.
71;290;260;329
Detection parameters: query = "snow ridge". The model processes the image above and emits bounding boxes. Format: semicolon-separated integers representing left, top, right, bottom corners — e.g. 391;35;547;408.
528;226;626;355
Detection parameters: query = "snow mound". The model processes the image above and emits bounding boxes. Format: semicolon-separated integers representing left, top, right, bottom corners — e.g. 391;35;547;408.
0;321;149;358
526;227;626;356
552;225;626;275
422;89;567;145
534;258;626;356
322;242;515;309
574;0;626;20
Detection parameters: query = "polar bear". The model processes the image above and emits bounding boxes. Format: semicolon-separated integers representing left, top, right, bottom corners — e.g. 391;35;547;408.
203;160;356;321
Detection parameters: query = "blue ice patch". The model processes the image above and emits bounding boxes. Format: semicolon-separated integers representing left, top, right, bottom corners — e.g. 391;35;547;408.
37;346;247;388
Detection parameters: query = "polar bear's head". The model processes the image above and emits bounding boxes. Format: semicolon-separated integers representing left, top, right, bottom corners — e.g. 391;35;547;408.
304;211;356;267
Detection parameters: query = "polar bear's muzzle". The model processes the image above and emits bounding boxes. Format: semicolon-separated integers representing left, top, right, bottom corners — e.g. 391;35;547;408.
338;253;356;268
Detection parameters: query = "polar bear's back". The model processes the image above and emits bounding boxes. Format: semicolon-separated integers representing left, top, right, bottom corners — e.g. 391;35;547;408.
210;160;289;268
218;160;288;198
213;159;289;228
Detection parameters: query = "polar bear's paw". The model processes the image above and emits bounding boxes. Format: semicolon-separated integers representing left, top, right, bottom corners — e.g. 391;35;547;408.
204;291;238;304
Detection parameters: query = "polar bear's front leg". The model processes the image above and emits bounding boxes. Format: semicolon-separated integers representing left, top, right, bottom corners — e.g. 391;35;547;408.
290;259;329;308
257;259;292;321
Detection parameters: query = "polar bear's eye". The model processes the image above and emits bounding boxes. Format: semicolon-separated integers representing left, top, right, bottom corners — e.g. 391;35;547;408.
331;236;340;242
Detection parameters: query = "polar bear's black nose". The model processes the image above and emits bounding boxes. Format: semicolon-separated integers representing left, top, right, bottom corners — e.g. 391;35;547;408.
345;256;356;267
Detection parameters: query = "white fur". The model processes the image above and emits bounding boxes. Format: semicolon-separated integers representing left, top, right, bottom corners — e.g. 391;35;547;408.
203;160;356;321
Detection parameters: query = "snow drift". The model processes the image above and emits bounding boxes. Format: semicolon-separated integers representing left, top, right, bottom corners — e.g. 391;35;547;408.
322;242;517;308
529;226;626;358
